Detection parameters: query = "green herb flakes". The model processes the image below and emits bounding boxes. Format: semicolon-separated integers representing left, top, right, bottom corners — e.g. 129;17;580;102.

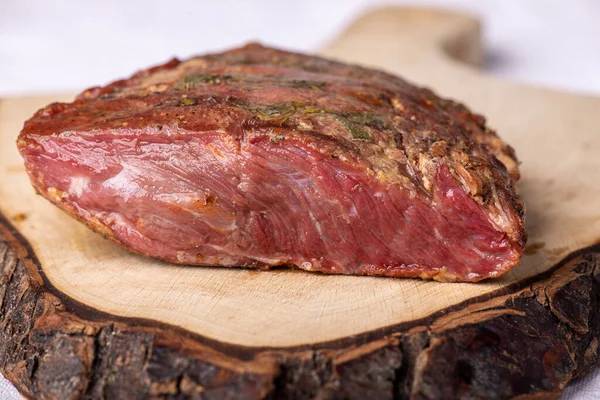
287;80;327;90
180;97;197;106
337;116;371;140
174;74;235;90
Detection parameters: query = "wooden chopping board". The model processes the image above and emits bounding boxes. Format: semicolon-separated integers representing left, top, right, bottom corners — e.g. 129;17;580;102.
1;7;600;399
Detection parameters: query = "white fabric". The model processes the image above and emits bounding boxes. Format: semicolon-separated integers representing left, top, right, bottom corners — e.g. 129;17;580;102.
1;1;599;399
1;0;600;97
0;373;22;400
563;369;600;400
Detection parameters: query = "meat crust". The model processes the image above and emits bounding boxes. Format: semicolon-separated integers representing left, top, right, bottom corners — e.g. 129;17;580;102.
18;43;526;282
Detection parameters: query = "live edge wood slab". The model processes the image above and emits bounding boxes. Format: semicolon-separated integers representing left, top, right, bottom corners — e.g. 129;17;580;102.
1;7;600;400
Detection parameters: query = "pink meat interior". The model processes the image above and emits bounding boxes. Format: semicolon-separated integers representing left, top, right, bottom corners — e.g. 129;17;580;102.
21;127;520;282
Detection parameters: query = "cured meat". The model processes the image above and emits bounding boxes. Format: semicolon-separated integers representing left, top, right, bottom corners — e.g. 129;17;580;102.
17;43;525;282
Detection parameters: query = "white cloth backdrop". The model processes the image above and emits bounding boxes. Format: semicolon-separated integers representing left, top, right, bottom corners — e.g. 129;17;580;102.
1;1;599;399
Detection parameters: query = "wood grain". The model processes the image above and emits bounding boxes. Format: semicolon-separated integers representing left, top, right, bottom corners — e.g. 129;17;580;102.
2;210;600;399
1;7;600;399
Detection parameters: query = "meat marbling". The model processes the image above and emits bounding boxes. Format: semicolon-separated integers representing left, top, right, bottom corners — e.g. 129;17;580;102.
17;43;526;282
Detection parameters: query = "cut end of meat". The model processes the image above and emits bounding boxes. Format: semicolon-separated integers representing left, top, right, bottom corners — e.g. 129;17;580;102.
17;43;526;282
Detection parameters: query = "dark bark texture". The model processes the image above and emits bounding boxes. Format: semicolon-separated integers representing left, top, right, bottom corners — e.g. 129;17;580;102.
1;216;600;400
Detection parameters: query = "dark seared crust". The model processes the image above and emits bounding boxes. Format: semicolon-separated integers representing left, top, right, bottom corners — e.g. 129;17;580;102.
17;43;526;278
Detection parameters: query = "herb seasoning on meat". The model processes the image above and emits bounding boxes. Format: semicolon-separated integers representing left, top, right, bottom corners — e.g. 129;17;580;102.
18;43;525;282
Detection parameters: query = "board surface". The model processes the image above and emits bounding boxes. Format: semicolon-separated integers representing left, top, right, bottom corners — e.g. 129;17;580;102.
1;7;600;400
